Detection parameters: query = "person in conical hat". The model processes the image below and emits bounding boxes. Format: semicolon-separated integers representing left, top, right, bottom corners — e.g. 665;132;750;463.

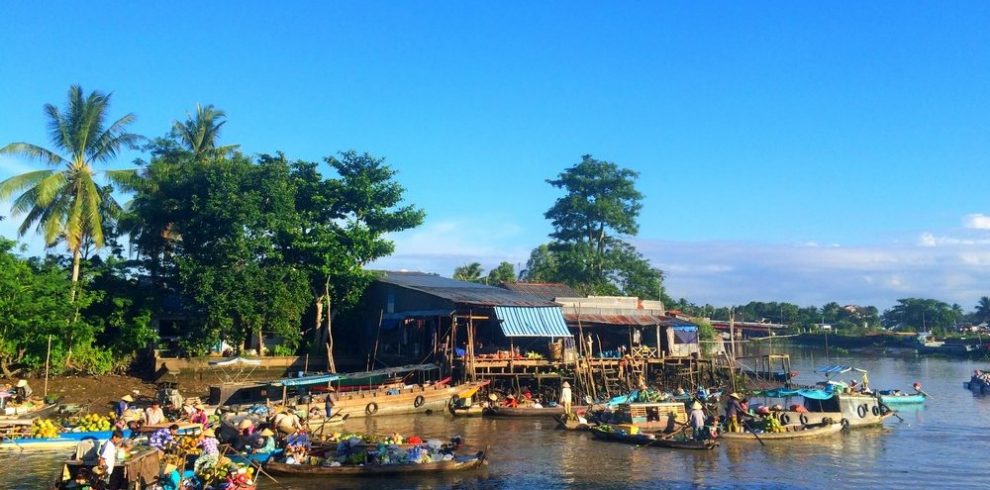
689;400;707;440
116;395;134;419
560;381;573;415
253;428;277;455
725;392;748;433
14;379;32;401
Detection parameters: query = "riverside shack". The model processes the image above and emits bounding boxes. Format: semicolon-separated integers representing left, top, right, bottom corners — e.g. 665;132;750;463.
357;272;575;386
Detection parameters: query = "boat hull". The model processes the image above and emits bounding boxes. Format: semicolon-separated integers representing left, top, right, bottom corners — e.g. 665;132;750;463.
589;428;716;450
878;393;926;404
719;422;842;442
1;429;131;451
264;452;487;477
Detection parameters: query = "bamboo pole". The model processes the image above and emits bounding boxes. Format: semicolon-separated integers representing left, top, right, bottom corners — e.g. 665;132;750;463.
44;335;52;398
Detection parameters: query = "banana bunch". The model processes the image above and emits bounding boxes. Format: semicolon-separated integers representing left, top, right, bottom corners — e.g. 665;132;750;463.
31;418;61;438
176;435;202;455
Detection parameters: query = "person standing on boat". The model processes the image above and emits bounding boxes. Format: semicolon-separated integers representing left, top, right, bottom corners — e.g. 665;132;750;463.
725;393;748;433
560;381;573;415
689;401;707;440
97;430;124;484
189;403;208;428
324;390;336;418
194;428;221;473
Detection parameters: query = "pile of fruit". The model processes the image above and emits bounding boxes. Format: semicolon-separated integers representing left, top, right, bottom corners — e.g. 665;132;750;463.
176;435;202;456
196;462;254;487
31;418;61;438
68;413;113;432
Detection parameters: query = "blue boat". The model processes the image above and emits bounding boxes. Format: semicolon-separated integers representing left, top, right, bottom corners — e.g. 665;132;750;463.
0;429;131;451
878;390;927;404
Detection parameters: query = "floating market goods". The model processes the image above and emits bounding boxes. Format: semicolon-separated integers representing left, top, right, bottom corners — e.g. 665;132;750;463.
177;435;202;456
31;418;60;438
71;413;113;432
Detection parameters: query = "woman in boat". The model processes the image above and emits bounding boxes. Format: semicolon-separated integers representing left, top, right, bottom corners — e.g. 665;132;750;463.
503;394;519;408
189;403;209;428
725;393;749;433
561;381;573;415
144;400;166;426
195;428;221;473
252;428;277;455
116;394;134;419
14;379;32;402
689;401;707;440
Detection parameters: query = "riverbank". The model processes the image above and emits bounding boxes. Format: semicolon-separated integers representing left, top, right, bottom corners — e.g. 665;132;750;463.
22;375;213;413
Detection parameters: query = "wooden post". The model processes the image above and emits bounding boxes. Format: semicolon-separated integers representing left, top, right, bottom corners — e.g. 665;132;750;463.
44;334;52;398
467;310;476;382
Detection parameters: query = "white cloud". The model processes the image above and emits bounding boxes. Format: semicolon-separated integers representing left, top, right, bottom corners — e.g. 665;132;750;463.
964;213;990;230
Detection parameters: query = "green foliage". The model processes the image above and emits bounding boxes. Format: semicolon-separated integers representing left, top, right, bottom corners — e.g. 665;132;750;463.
487;262;517;285
453;263;484;283
524;155;666;300
882;298;962;334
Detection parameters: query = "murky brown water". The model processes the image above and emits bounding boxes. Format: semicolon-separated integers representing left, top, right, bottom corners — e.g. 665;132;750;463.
5;348;990;489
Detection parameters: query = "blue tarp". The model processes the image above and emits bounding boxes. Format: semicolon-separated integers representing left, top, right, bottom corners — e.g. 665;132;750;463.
494;306;571;338
756;387;836;400
274;374;341;387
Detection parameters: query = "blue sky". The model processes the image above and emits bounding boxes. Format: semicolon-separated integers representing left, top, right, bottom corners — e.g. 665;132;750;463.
2;2;989;310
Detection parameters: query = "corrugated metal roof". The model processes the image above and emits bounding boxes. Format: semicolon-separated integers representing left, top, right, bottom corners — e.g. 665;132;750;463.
500;282;580;302
379;271;556;307
563;312;696;328
494;306;572;337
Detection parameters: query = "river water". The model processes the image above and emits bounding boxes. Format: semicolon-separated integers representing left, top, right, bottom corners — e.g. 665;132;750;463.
4;348;990;489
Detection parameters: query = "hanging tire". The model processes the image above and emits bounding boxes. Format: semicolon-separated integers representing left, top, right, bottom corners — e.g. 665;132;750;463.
366;402;379;415
780;413;791;425
857;404;867;418
822;417;834;425
799;414;809;425
414;395;425;408
841;418;850;429
871;405;880;417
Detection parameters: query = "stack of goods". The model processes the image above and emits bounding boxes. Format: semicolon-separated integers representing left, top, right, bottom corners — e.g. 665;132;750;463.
31;418;61;438
326;436;461;467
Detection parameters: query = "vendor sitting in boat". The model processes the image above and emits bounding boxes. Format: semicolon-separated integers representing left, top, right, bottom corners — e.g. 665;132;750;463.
14;379;32;402
252;428;277;455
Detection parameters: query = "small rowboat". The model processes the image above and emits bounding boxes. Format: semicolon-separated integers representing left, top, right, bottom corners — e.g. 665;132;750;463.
718;422;842;442
589;426;716;450
449;404;485;417
878;391;926;404
264;448;488;477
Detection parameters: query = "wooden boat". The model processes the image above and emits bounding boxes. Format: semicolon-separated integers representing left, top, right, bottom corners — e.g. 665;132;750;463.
1;429;133;451
483;405;588;417
555;414;593;431
589;426;716;450
264;448;488;477
0;400;58;421
718;421;842;442
449;404;485;417
878;391;926;404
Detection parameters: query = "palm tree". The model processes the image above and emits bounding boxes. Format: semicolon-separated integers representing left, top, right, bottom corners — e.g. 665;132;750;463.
453;262;484;283
172;104;237;160
976;297;990;325
0;85;140;300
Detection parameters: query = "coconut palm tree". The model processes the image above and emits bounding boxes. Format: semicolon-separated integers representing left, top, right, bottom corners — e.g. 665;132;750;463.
0;85;140;300
172;103;238;160
976;296;990;325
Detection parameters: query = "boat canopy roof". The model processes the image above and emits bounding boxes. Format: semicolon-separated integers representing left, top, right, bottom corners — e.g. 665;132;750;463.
755;387;837;401
208;357;263;367
816;365;868;376
268;363;440;387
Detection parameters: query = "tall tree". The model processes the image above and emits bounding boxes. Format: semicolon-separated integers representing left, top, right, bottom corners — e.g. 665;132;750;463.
0;85;140;300
545;154;642;276
527;155;664;298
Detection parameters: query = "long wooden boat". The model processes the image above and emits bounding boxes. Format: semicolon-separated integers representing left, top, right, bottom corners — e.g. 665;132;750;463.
878;391;926;404
718;422;842;442
264;449;488;477
589;426;716;450
0;429;132;451
0;401;58;421
449;404;485;417
483;405;588;417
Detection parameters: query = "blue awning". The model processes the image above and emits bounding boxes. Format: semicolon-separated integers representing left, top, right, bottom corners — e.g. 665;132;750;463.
273;374;341;387
494;306;572;338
